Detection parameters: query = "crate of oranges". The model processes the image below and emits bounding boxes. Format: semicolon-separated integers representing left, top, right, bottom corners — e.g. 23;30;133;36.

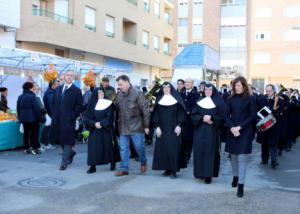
0;111;17;122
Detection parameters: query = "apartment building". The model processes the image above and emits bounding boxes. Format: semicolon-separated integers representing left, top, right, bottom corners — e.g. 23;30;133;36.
16;0;174;86
0;0;21;48
172;0;221;54
248;0;300;89
219;0;248;81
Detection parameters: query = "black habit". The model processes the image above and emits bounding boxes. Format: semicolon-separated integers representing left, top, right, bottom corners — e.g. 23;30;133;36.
84;88;121;166
152;83;186;172
191;85;224;179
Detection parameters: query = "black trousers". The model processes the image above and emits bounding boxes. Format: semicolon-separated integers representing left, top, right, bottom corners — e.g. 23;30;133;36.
41;125;50;145
61;144;75;165
23;122;40;150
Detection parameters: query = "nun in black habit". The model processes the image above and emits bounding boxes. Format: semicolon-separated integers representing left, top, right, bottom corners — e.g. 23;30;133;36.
152;82;186;178
84;87;120;174
191;84;225;184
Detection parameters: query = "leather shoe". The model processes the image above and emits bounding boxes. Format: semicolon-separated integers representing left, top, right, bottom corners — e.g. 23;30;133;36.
115;171;129;177
59;164;67;171
141;164;147;174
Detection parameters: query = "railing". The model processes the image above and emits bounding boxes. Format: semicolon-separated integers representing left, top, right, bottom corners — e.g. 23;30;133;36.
85;24;96;32
105;31;115;38
32;7;74;25
124;39;137;45
164;13;172;25
127;0;138;6
154;48;160;52
143;44;149;49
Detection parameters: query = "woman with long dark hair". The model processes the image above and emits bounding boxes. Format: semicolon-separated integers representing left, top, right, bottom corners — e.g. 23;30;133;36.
225;76;256;198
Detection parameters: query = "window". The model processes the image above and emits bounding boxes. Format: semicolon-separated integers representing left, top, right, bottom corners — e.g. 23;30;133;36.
254;53;271;64
283;53;300;64
178;18;188;27
293;79;300;89
255;8;272;18
163;38;171;55
284;6;300;17
192;18;202;40
285;28;300;41
178;0;188;18
255;31;271;41
154;0;160;18
144;0;150;12
105;15;115;37
221;0;246;5
252;79;265;91
193;0;203;17
85;6;96;32
154;35;159;52
55;0;69;17
143;31;149;48
55;49;65;57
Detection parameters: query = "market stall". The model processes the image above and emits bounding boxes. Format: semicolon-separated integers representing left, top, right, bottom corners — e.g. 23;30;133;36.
0;111;21;150
0;46;125;151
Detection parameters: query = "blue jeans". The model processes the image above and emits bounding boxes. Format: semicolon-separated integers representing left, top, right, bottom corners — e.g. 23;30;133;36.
119;133;147;172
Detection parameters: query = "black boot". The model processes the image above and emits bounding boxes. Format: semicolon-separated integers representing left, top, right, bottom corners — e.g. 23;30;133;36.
170;171;177;179
232;176;238;188
278;150;282;156
162;170;171;176
110;162;116;171
237;184;244;198
87;165;96;174
204;177;212;184
271;161;279;169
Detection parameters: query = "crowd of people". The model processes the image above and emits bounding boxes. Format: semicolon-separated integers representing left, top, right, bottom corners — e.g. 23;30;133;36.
13;70;300;198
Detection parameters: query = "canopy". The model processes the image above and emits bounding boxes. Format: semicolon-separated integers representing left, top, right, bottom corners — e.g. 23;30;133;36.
173;44;220;71
0;46;129;76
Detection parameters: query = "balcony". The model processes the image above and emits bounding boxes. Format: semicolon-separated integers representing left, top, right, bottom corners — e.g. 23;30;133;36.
123;18;137;45
105;31;115;38
85;24;96;32
32;7;73;25
127;0;138;6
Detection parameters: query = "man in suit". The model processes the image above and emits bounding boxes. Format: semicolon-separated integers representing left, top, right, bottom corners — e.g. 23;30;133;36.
180;78;199;165
50;70;83;170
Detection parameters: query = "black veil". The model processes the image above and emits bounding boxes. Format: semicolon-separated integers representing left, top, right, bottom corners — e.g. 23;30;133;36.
154;82;186;111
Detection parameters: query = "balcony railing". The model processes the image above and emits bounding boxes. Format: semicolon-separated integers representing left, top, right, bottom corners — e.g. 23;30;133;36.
105;31;115;38
124;39;137;45
127;0;138;6
85;24;96;32
32;7;74;25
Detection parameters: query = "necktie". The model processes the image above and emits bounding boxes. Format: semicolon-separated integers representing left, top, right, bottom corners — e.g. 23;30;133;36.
61;86;68;100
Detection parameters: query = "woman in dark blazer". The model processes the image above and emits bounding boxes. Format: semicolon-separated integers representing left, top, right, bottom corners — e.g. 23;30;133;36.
17;82;42;155
225;76;256;198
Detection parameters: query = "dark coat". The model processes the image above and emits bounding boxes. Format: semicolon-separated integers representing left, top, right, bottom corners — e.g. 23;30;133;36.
180;87;200;142
114;85;150;135
225;95;256;155
43;87;55;117
256;95;284;145
17;90;42;123
50;84;83;145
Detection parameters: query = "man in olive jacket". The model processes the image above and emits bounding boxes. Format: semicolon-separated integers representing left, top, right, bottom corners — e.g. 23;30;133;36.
114;75;150;176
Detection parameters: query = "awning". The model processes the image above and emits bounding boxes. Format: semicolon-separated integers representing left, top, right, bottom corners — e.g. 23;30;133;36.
0;46;127;76
173;44;220;71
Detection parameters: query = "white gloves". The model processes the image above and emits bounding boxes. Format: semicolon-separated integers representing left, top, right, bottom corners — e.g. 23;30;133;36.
156;127;162;138
175;126;181;136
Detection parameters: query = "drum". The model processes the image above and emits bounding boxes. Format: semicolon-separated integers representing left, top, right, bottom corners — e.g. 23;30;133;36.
256;106;277;132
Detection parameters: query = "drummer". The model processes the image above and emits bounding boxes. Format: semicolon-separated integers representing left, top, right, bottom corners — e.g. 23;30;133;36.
256;84;284;169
